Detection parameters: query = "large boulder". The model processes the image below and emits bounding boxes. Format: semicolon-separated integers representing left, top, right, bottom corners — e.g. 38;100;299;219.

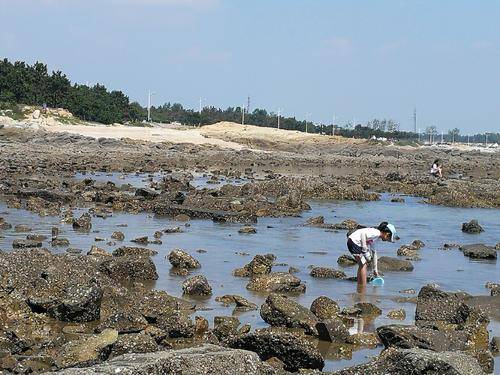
55;329;118;369
246;272;306;293
260;294;318;335
461;220;484;234
110;333;159;357
167;249;201;269
156;311;195;338
98;256;158;280
377;256;414;272
315;318;349;343
72;212;92;231
376;324;468;352
459;244;497;260
309;267;346;279
53;344;277;374
332;347;484;375
310;296;340;320
233;254;276;277
215;295;257;312
97;312;148;334
182;275;212;296
415;285;472;324
12;239;42;249
113;247;158;257
228;331;324;372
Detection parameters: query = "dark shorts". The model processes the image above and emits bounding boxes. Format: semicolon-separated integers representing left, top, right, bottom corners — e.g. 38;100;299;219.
347;238;363;255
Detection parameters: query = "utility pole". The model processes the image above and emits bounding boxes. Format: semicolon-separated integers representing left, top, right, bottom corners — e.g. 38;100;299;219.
147;90;155;122
305;113;311;133
246;96;250;114
485;133;488;148
418;128;421;142
198;97;205;127
241;105;245;125
277;108;282;129
413;108;417;133
441;131;443;144
467;134;470;147
332;114;336;136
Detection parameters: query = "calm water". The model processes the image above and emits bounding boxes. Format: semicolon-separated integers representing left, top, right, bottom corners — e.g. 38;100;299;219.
0;190;499;372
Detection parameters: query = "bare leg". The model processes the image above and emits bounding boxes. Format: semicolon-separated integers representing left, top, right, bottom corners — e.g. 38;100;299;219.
357;261;367;287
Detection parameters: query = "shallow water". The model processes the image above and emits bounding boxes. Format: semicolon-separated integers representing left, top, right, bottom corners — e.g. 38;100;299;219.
0;193;499;372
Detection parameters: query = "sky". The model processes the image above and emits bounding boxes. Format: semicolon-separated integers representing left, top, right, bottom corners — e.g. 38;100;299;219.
1;0;499;133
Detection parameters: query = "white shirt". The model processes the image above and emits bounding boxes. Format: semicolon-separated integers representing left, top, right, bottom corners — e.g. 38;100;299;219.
430;163;439;174
348;227;380;273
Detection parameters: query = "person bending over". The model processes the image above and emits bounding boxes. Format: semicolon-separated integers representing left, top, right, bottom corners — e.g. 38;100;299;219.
346;222;397;287
430;159;442;178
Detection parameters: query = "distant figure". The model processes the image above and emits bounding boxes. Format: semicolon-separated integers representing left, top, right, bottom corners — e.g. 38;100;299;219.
346;222;397;289
430;159;442;178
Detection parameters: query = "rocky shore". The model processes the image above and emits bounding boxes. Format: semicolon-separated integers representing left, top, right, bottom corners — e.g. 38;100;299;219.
0;125;499;374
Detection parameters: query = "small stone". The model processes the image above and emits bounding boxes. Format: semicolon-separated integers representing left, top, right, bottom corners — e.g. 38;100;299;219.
182;275;212;295
238;226;257;234
461;219;484;233
194;316;209;334
131;236;149;244
310;267;346;279
51;237;70;246
310;296;340;320
87;245;110;257
14;224;32;232
387;308;406;320
111;231;125;241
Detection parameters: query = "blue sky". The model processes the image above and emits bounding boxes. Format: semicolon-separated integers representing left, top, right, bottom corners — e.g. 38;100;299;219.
1;0;499;133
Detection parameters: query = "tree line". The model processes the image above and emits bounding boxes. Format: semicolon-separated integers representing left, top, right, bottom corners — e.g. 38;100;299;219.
1;58;498;143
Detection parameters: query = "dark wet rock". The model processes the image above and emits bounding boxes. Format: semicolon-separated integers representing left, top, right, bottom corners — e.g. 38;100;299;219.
332;347;483;375
195;316;209;334
315;318;349;343
485;281;500;290
496;243;500;250
131;236;149;244
111;231;124;241
377;324;468;352
233;253;276;277
387;308;406;320
461;219;484;233
310;267;346;279
415;285;472;324
98;256;158;280
44;281;103;322
215;295;257;311
12;239;42;248
156;311;195;338
0;217;12;229
491;336;499;355
72;212;92;231
390;197;405;203
113;246;158;257
51;237;70;246
174;213;191;221
310;296;340;320
238;226;257;234
182;275;212;295
337;254;357;267
97;312;148;334
305;216;325;226
87;245;110;257
288;266;299;273
54;344;277;374
110;333;159;357
246;272;306;293
137;290;195;321
378;256;414;272
459;244;497;260
331;219;361;230
353;302;382;317
492;287;500;296
411;239;425;249
135;187;159;200
346;331;380;347
163;226;183;234
167;249;201;269
341;306;362;317
260;294;318;335
154;231;162;239
14;224;32;232
213;316;241;341
228;331;324;372
397;244;419;257
55;329;118;369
